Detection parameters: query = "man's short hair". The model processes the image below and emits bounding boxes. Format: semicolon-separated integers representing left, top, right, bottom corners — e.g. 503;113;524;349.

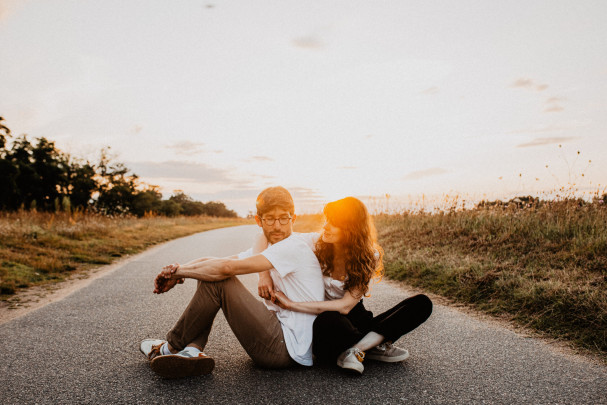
256;186;295;217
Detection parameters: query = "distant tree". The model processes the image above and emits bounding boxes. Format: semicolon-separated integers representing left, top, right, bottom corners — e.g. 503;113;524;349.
6;135;37;209
202;201;238;218
30;137;68;210
0;116;10;150
65;158;97;209
132;187;163;217
0;120;239;217
0;117;17;209
95;148;140;215
159;199;183;217
169;192;205;216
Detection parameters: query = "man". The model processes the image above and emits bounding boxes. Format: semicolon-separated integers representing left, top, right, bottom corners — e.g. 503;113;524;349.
140;186;324;378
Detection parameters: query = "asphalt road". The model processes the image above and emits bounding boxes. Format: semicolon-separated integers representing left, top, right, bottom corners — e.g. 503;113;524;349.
1;225;606;404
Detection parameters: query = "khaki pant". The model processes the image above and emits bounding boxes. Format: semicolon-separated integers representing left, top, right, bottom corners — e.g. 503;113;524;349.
166;276;294;368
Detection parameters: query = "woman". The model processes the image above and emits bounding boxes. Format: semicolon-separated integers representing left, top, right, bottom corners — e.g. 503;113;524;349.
271;197;433;374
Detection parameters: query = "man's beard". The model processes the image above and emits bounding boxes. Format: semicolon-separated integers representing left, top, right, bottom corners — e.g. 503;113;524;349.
264;229;287;243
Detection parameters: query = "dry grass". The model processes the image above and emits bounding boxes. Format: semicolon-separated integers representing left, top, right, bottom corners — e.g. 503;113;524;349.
376;199;607;359
293;214;324;233
0;210;250;298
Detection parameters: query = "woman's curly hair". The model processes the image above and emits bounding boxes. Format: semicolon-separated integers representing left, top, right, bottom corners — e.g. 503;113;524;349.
315;197;384;297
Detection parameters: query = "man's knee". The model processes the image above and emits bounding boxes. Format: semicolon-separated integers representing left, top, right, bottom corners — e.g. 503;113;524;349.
194;276;237;292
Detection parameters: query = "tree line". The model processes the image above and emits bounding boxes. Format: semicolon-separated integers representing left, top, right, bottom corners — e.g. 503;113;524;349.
0;117;237;217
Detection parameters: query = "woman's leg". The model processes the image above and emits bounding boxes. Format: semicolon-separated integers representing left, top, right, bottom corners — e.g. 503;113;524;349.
350;331;384;351
312;311;366;362
370;294;433;343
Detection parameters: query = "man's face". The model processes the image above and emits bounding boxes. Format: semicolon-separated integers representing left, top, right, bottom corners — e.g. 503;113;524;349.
255;208;296;244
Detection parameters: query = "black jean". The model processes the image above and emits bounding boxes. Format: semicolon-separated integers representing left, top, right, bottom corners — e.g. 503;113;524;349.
312;294;433;362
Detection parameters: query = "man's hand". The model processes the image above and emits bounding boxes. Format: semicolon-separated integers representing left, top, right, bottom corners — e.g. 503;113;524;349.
153;263;184;294
257;271;275;300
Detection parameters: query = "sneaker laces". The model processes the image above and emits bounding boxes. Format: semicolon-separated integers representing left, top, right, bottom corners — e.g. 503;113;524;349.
375;342;394;353
148;343;164;360
351;347;365;362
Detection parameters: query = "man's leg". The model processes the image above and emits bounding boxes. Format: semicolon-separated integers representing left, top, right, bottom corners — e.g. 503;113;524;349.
166;276;293;368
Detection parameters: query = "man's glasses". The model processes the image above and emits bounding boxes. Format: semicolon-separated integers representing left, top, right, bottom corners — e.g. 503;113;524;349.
261;216;292;226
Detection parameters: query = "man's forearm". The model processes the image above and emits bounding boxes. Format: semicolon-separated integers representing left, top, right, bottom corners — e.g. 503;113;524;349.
172;254;273;282
183;254;239;267
173;258;233;282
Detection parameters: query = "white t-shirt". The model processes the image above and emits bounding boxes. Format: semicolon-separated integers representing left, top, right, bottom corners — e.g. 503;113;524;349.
323;276;346;300
238;232;324;366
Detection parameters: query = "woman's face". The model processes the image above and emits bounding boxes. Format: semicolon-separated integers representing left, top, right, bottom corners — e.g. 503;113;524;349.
321;220;344;244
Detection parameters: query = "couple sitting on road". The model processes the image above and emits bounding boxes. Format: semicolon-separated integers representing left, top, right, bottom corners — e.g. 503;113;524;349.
140;186;432;377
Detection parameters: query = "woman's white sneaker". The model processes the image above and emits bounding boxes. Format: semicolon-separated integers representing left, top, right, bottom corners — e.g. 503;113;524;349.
336;347;365;374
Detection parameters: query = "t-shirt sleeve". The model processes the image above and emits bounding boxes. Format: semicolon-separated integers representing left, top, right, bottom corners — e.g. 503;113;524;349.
299;232;320;250
237;248;253;260
260;236;304;277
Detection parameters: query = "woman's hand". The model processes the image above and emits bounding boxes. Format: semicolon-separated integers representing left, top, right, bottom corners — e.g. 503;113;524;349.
273;291;294;310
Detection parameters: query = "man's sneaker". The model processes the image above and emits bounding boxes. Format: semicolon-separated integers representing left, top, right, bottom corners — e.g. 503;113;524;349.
140;339;167;361
366;342;409;362
150;347;215;378
336;347;365;374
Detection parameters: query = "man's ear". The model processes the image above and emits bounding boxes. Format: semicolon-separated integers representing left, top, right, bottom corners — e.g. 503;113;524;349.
291;214;297;225
255;215;263;227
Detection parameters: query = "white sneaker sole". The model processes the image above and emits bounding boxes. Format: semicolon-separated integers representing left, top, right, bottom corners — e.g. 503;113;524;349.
336;358;364;374
366;350;409;363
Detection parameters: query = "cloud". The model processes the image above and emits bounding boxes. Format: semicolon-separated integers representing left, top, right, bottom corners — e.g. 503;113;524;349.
403;167;448;180
291;36;323;49
508;124;569;134
421;87;439;95
544;96;565;113
165;141;206;156
248;156;274;162
516;136;577;148
510;78;548;91
287;186;327;212
0;0;21;21
544;105;564;113
127;160;232;183
511;78;533;88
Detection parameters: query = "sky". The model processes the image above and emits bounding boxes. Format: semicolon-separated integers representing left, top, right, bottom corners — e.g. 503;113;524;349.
1;0;606;216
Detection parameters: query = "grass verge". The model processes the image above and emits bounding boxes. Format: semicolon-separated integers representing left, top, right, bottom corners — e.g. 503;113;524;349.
0;211;250;299
376;199;606;360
